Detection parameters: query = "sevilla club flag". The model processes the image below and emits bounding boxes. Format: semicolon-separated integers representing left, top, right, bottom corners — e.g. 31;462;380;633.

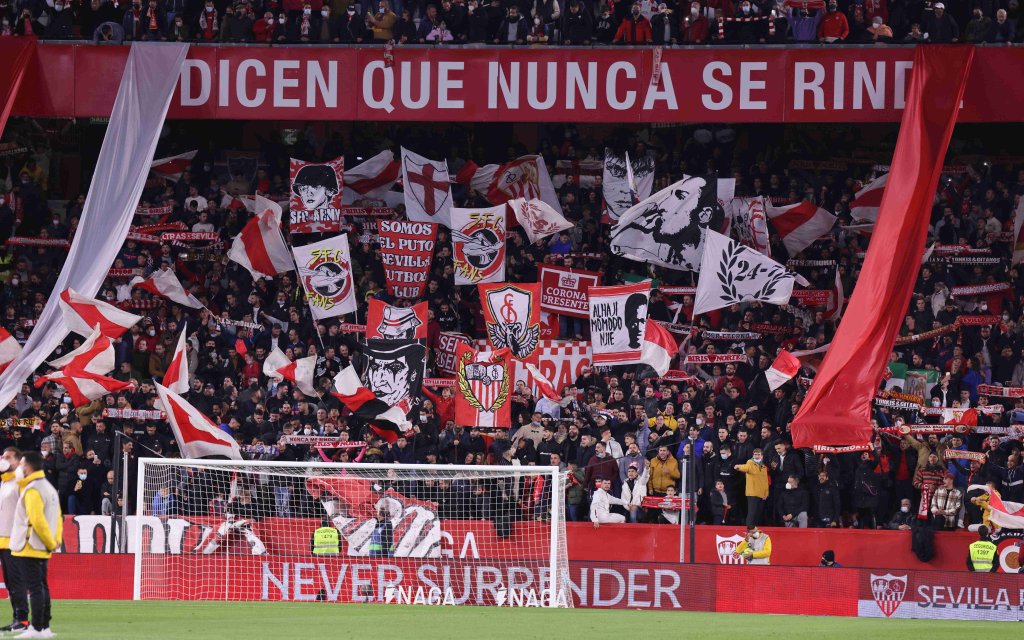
456;155;563;215
156;382;242;460
452;205;506;285
150;150;197;182
602;149;655;221
589;282;651;366
332;366;412;443
850;173;888;223
767;200;837;256
130;268;204;309
59;288;142;338
508;198;573;244
730;197;771;256
765;350;800;391
401;147;453;228
263;347;318;397
162;326;191;394
290;155;344;215
455;344;512;428
523;361;560;401
479;283;541;361
610;175;725;272
972;484;1024;530
640;321;677;377
362;339;426;416
293;234;357;320
35;370;133;408
693;230;808;316
228;195;293;280
343;150;400;203
0;328;21;377
48;325;114;375
365;299;428;340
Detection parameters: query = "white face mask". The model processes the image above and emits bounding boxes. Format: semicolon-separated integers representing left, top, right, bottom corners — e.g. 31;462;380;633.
40;450;49;459
753;456;762;463
0;460;9;473
321;8;328;15
14;467;24;480
303;428;313;435
78;472;88;480
900;506;910;513
785;482;793;490
303;7;311;14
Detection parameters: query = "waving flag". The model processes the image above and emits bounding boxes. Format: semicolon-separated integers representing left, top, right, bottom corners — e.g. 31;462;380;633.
454;344;512;428
640;321;677;377
293;234;357;320
263;347;318;397
731;196;772;256
0;328;22;377
850;173;888;223
765;350;800;391
35;370;133;407
603;149;655;221
162;326;191;394
971;484;1024;530
767;200;837;256
332;366;412;443
48;325;114;375
693;231;808;316
508;198;573;244
456;155;563;214
401;147;453;228
156;382;242;459
1012;197;1024;266
523;361;560;401
228;195;293;280
150;150;197;182
130;268;204;309
343;150;400;202
59;288;142;338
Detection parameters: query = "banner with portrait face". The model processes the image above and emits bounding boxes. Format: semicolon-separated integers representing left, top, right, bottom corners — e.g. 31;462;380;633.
361;339;427;415
479;283;541;362
292;234;357;320
588;281;651;366
365;300;429;341
451;205;506;286
602;148;655;221
289;156;345;233
731;196;771;256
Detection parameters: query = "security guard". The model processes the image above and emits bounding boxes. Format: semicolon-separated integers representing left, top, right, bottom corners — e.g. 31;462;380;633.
0;448;27;633
967;526;998;572
311;518;340;556
11;451;62;638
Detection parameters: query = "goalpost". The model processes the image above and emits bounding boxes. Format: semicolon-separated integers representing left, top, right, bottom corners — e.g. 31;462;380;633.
134;459;572;607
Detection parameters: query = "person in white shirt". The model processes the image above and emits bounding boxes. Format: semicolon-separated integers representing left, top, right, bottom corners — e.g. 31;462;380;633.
191;210;215;232
590;478;628;526
620;462;648;523
599;425;623;459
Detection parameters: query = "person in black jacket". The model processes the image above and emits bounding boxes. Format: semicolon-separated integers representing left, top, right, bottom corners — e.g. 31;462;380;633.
465;0;490;41
594;5;616;42
812;470;841;527
767;440;802;524
43;0;75;38
393;8;418;42
336;5;366;42
650;3;677;44
853;450;882;529
561;1;593;45
777;474;809;527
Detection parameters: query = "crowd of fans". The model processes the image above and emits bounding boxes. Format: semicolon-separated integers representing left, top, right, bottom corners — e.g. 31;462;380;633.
0;116;1023;542
0;0;1021;45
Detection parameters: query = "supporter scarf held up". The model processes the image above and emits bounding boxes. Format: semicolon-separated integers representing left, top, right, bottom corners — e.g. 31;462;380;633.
790;46;975;449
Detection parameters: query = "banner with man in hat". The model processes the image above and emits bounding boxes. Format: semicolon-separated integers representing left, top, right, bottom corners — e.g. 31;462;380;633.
454;344;512;428
365;300;429;340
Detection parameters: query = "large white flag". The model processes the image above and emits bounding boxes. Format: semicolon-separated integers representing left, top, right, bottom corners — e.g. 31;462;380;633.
401;147;453;228
293;235;358;320
508;197;573;244
156;382;242;460
693;230;808;316
602;149;655;221
451;205;506;285
610;175;727;271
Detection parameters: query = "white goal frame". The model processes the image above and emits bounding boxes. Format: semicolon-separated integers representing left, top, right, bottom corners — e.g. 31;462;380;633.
134;458;570;607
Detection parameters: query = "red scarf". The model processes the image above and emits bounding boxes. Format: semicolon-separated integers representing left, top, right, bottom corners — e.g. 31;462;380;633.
149;8;158;30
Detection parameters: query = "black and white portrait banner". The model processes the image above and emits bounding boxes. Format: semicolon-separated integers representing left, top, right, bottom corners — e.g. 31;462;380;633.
693;230;809;316
602;148;655;221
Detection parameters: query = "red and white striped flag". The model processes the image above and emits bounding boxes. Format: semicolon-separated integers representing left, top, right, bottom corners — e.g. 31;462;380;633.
344;150;400;200
150;150;197;182
766;201;837;256
823;268;844;320
0;328;22;377
523;362;560;402
130;268;204;309
48;325;114;375
263;347;318;397
228;195;293;280
850;173;888;223
456;155;563;215
155;382;242;460
59;288;142;338
972;484;1024;530
35;370;133;407
162;326;191;394
640;321;677;376
765;350;800;391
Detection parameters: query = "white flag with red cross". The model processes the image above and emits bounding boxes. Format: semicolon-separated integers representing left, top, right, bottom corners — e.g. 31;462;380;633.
401;147;453;229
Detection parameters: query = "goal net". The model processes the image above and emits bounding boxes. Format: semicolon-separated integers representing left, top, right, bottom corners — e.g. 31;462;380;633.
134;459;572;607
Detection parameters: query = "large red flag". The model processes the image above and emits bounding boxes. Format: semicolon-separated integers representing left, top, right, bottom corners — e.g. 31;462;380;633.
0;40;35;140
790;46;974;448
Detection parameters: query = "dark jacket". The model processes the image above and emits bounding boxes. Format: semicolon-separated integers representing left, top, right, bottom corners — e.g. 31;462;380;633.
777;485;809;519
650;11;677;44
812;479;842;523
561;7;592;43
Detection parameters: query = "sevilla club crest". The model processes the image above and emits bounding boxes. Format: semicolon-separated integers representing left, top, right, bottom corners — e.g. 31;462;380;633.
454;344;512;427
869;573;908;617
481;283;540;360
452;205;506;285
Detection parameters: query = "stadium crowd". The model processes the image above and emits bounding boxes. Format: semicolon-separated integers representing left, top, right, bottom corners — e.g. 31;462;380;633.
0;118;1022;539
0;0;1021;45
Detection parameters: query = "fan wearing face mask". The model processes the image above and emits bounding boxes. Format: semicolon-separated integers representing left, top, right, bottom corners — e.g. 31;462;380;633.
817;0;848;42
734;525;772;565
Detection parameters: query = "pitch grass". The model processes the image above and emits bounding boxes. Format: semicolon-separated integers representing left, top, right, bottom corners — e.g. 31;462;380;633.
46;601;1013;639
